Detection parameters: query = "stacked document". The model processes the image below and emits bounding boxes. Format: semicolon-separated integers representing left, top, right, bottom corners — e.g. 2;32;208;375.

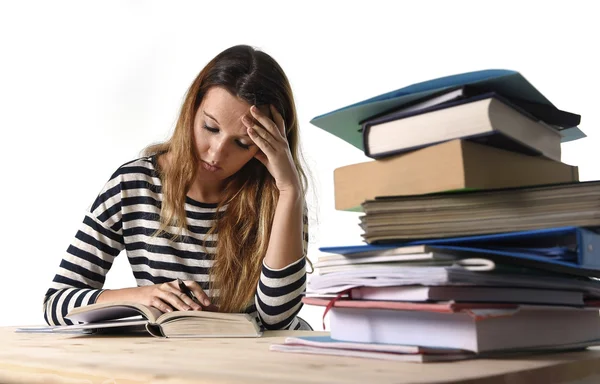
275;241;600;361
275;69;600;363
360;182;600;242
270;336;474;362
270;335;600;362
300;298;600;354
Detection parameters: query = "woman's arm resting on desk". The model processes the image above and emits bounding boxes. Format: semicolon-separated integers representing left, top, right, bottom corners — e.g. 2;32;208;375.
43;212;124;326
255;194;308;330
43;212;209;325
44;169;128;326
256;255;307;330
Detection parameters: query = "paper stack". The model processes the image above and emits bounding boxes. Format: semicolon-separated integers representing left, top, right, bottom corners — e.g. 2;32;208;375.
270;70;600;362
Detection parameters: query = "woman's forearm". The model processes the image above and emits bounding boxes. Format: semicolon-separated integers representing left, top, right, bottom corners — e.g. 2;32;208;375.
262;190;304;269
95;287;140;303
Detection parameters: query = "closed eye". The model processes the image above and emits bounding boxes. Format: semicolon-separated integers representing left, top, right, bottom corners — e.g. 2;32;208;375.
204;124;252;150
203;124;219;133
236;141;251;150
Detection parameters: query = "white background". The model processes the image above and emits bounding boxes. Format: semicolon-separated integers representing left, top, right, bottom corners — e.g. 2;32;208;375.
0;0;598;329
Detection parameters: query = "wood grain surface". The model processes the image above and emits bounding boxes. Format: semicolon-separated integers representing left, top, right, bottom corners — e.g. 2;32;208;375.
2;326;600;384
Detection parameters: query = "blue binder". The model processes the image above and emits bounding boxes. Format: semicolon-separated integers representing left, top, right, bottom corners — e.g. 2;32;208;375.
309;69;585;151
320;227;600;277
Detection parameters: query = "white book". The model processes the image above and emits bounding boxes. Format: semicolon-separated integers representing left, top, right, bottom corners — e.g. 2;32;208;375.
330;306;600;353
363;95;562;161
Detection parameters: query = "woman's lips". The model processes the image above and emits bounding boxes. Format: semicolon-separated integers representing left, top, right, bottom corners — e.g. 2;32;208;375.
201;161;221;172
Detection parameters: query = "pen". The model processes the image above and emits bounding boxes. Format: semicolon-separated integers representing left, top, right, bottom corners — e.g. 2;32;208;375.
177;278;204;309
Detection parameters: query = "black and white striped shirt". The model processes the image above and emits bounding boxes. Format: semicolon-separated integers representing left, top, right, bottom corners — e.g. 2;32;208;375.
43;155;309;330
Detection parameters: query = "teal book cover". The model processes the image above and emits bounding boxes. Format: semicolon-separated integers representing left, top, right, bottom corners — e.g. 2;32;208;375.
310;70;584;151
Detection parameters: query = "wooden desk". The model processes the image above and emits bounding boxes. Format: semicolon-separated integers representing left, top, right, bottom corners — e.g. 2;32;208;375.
2;327;600;384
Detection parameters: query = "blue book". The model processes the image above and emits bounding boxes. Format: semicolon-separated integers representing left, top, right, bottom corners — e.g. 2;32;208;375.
320;226;600;277
310;70;584;151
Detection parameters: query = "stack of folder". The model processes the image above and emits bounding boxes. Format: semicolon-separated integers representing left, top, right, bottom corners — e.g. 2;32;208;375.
270;70;600;362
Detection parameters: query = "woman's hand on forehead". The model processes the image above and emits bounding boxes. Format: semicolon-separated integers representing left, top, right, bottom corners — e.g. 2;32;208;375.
242;104;300;194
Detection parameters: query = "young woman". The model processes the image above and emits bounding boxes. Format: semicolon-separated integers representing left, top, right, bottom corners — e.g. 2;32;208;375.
43;45;311;330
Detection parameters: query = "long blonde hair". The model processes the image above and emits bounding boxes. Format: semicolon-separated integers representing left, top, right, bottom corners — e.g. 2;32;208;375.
144;45;308;312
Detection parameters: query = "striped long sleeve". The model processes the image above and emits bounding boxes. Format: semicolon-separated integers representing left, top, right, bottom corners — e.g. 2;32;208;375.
43;166;127;325
43;156;312;330
255;213;309;330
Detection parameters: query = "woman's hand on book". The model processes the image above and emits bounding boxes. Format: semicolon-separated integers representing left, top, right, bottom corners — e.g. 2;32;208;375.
97;280;211;313
137;280;211;313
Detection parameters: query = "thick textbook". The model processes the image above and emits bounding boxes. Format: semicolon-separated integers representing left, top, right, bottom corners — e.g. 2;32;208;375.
361;93;562;160
360;181;600;242
59;302;262;338
309;70;584;152
333;139;578;211
304;298;600;353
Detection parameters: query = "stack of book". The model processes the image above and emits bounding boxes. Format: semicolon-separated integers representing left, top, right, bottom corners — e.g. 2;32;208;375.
270;70;600;362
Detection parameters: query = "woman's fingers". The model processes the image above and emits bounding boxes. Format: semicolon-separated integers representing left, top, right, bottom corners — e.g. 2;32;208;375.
158;283;202;311
245;120;274;152
183;280;211;307
269;105;286;136
162;289;195;311
248;105;284;141
243;105;290;162
149;297;175;313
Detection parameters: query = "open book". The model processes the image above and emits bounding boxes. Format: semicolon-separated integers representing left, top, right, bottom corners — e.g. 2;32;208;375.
59;302;262;338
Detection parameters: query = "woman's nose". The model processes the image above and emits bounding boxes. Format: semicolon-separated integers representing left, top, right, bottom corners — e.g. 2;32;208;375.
209;138;228;160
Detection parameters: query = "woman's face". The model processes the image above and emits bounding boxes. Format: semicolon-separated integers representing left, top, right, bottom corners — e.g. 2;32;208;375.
193;87;264;182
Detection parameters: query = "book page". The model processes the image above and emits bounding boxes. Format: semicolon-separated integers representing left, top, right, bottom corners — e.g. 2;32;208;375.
67;302;162;323
156;310;252;324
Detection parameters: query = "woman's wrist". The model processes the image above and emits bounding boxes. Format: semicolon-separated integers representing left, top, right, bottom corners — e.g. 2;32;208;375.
95;287;137;303
278;187;302;204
